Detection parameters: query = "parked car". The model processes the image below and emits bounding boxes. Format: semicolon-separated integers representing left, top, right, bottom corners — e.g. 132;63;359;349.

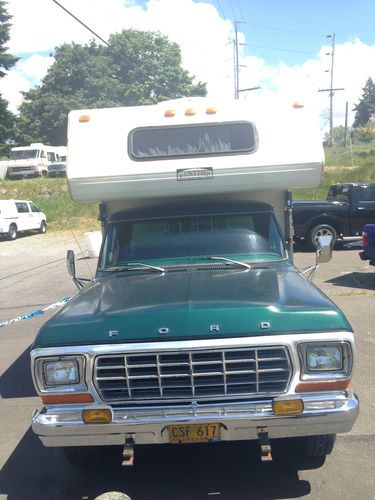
293;182;375;249
0;200;47;240
48;160;66;177
359;224;375;266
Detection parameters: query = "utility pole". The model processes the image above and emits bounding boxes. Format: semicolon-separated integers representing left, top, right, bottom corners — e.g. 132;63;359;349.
234;21;240;99
318;33;344;147
344;101;349;147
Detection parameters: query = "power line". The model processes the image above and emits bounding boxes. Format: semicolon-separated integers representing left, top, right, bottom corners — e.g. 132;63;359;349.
241;21;325;38
51;0;139;73
228;0;238;21
52;0;110;47
241;43;316;55
213;0;226;19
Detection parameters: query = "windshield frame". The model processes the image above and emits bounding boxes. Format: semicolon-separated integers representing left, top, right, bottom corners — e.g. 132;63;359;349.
98;209;288;272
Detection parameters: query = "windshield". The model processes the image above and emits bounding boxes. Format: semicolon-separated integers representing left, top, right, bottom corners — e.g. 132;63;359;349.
10;149;39;160
100;212;286;269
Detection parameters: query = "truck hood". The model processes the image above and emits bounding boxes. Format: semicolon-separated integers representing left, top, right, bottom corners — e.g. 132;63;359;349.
34;264;351;348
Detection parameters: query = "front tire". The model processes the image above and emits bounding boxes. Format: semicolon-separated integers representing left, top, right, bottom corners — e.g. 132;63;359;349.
306;224;337;251
8;224;17;240
303;434;336;457
39;221;47;234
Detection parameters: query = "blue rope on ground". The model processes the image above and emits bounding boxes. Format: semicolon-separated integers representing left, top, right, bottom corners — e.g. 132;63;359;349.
0;297;71;328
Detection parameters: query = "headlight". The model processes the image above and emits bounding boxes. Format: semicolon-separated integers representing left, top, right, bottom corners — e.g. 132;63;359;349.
44;360;79;386
299;342;352;379
34;355;86;392
306;345;343;371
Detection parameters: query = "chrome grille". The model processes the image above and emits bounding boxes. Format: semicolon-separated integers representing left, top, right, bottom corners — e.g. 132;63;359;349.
94;347;291;403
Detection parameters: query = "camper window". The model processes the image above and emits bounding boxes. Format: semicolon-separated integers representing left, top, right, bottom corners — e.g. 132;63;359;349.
130;122;257;160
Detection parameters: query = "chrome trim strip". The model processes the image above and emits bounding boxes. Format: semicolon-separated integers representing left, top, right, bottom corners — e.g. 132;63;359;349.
32;393;359;447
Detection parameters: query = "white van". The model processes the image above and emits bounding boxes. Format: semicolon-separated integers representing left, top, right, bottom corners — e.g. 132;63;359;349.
0;200;47;240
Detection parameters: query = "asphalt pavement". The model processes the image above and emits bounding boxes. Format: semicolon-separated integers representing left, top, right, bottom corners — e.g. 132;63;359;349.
0;233;374;500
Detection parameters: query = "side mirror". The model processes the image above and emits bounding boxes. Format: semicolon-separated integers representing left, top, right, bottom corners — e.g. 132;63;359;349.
316;235;333;264
66;249;76;277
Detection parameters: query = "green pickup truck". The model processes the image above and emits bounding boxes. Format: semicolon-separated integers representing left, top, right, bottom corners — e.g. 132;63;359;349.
30;98;359;466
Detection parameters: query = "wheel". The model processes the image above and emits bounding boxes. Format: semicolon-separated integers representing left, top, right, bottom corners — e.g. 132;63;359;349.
8;224;17;240
39;221;47;234
303;434;336;458
63;446;105;466
306;224;337;251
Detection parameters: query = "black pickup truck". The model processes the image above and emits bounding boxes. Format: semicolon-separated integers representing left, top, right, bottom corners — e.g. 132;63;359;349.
293;182;375;249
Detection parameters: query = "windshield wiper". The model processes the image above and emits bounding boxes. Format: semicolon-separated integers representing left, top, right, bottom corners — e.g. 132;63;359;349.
207;256;251;270
101;263;165;274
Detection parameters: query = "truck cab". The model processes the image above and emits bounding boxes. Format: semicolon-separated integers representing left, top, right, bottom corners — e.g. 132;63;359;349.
30;97;358;466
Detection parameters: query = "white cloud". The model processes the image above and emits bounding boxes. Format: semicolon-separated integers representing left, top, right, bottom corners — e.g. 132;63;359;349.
0;0;374;131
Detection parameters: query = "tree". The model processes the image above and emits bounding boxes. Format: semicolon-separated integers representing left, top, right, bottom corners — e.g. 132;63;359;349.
16;30;207;145
0;0;18;156
323;125;347;146
352;125;375;143
353;77;375;128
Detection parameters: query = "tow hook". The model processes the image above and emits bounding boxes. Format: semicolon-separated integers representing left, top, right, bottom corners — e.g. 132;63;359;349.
122;437;135;466
257;427;272;462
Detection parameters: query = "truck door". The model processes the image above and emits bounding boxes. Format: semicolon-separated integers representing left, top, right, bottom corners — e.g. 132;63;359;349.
351;185;375;235
28;202;42;229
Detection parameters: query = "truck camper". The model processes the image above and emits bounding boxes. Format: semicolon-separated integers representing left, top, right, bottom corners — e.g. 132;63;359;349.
31;97;358;467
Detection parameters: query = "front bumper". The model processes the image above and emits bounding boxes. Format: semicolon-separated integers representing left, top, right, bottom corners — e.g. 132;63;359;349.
32;392;359;447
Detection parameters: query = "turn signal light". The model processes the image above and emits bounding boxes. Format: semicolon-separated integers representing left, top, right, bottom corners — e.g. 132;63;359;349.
292;101;304;109
41;393;94;404
185;108;196;116
274;399;303;415
362;231;368;248
79;115;91;122
206;107;217;114
82;409;112;424
295;380;350;393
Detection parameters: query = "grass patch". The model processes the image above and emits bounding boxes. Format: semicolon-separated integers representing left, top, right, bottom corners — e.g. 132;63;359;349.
0;178;100;232
293;144;375;200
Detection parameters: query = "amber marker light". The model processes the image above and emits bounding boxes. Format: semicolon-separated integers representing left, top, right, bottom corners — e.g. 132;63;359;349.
274;399;304;416
79;115;91;122
41;393;94;404
292;101;304;109
185;108;196;116
164;109;176;117
82;409;112;424
295;380;351;393
206;107;217;114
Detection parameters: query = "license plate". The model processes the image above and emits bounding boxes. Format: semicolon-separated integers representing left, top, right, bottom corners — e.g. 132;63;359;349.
168;422;221;444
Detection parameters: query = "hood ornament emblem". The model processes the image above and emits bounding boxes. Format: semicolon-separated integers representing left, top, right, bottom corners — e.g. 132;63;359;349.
209;325;220;332
260;322;271;329
108;330;119;338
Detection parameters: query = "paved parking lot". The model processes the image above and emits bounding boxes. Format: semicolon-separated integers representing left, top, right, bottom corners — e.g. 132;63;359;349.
0;233;374;500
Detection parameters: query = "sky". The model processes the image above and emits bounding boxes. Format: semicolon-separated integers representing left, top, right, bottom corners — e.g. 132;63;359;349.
1;0;375;135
